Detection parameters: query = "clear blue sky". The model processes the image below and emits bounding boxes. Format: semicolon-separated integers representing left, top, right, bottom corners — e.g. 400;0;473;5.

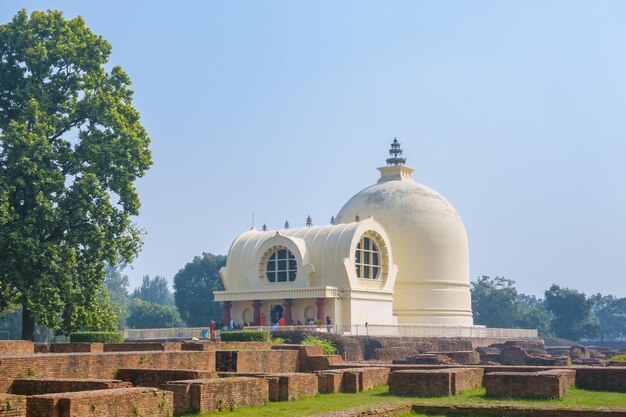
3;1;625;297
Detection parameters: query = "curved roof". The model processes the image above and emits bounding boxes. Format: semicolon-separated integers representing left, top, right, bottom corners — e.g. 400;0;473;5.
335;164;473;325
221;217;395;293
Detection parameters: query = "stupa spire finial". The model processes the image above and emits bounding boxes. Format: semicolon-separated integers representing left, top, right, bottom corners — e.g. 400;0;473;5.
386;138;406;166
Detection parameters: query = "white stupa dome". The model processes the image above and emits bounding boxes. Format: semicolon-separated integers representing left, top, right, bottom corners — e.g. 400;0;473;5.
335;140;473;325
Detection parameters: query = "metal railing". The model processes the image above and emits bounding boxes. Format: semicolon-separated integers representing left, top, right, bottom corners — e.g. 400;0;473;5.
123;324;537;340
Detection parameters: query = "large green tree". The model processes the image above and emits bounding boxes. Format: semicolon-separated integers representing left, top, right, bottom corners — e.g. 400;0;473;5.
133;275;175;307
0;10;151;340
544;285;599;341
591;294;626;341
471;276;551;335
126;298;183;329
173;253;226;327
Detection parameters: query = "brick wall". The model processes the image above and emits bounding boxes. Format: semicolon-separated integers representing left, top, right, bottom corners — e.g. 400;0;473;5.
26;387;173;417
389;369;452;397
452;368;484;394
116;368;216;388
303;355;344;372
315;371;345;393
575;367;626;392
370;347;419;362
389;368;482;397
433;351;481;364
181;341;273;351
0;394;26;417
338;368;390;393
255;373;317;401
48;343;104;353
216;350;298;373
164;377;268;415
104;342;181;352
485;370;573;399
216;372;318;401
0;342;33;356
9;378;131;395
0;351;216;392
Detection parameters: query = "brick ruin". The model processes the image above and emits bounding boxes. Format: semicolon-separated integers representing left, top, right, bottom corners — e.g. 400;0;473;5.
1;338;626;416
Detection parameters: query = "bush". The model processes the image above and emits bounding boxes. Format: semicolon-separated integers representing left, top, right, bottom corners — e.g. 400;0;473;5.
302;334;336;355
220;330;272;342
69;331;124;343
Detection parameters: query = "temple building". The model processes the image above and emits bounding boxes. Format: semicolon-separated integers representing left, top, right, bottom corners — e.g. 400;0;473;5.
214;140;473;327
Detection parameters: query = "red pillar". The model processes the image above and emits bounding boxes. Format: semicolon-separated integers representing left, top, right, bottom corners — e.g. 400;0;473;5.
252;300;262;325
223;301;232;325
315;298;326;322
283;299;293;325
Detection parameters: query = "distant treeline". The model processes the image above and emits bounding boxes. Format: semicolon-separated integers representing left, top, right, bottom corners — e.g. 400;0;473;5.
472;276;626;341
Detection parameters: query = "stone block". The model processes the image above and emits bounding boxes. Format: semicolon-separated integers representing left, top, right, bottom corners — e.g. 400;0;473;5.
26;387;173;417
163;377;268;415
485;369;575;399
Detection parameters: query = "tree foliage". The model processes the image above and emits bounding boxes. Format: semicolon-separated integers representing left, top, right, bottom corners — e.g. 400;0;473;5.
126;298;182;329
104;263;130;329
591;294;626;341
544;284;599;341
132;275;174;307
471;276;550;335
173;253;226;327
0;10;151;339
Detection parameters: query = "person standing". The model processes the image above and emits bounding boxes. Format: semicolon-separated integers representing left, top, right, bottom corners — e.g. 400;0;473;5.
209;320;216;341
326;316;332;332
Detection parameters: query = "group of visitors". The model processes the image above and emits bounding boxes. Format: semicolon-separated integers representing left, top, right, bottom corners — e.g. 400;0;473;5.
201;315;333;339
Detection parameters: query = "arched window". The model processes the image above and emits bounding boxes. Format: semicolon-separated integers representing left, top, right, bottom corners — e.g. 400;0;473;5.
355;235;381;279
265;248;297;283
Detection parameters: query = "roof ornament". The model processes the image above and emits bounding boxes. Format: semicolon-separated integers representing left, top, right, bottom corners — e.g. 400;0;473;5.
306;215;313;227
386;137;407;166
330;215;335;225
284;221;290;229
262;224;267;231
355;213;360;222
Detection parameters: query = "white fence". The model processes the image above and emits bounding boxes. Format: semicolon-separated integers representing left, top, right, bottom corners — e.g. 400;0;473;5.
124;324;537;340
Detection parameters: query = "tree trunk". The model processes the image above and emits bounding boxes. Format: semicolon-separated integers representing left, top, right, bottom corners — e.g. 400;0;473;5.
21;305;35;341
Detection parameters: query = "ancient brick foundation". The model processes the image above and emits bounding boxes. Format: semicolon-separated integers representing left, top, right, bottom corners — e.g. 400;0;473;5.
9;378;131;395
115;368;216;388
411;404;626;417
0;342;33;356
370;347;419;362
47;343;104;353
216;372;318;400
485;369;575;399
26;387;173;417
0;351;215;392
164;377;268;415
182;341;273;351
215;350;298;373
436;350;481;364
388;368;483;397
0;394;26;417
104;342;181;352
575;367;626;392
266;373;317;401
315;370;346;393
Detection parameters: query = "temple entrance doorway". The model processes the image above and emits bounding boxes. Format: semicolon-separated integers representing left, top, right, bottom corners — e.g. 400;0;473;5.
271;305;284;324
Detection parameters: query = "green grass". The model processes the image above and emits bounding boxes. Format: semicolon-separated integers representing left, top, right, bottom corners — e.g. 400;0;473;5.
607;353;626;363
188;385;626;417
